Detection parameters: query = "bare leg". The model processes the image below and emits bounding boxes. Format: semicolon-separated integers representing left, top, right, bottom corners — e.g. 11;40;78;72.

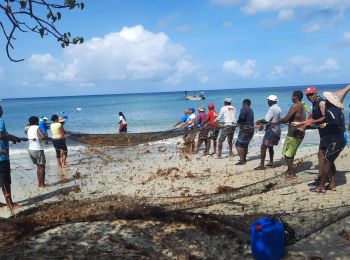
329;162;336;190
260;144;267;167
321;160;331;189
237;146;244;162
37;165;48;188
206;140;211;155
268;147;274;165
318;149;325;178
218;143;223;158
228;142;233;157
213;140;217;154
2;184;21;210
285;157;295;178
243;147;248;162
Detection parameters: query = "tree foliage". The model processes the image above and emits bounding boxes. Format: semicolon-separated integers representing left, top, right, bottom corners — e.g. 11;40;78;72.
0;0;84;62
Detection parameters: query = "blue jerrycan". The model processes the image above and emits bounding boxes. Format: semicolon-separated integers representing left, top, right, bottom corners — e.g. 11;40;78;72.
250;217;285;260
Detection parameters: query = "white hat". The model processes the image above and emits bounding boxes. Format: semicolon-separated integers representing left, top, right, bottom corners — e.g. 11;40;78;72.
224;98;232;103
323;85;350;110
198;106;205;112
267;95;278;102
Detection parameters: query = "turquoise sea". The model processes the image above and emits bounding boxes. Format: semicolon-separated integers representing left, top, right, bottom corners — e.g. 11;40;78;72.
1;84;349;137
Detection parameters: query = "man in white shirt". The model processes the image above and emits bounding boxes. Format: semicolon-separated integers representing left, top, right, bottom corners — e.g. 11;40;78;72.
26;116;48;188
216;98;237;158
255;95;282;169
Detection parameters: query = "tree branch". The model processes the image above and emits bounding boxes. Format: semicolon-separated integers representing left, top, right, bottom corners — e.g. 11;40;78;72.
0;0;84;62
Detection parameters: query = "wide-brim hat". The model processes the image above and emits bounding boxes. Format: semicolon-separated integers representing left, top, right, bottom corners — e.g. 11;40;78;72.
323;84;350;110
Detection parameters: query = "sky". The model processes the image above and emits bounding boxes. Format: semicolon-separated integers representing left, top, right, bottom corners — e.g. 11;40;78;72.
1;0;350;98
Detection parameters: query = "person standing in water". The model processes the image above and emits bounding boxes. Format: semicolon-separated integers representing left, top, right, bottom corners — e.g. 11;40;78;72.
119;112;127;133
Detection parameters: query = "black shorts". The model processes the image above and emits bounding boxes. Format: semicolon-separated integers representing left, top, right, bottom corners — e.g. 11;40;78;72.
320;135;345;162
52;138;68;158
0;160;11;187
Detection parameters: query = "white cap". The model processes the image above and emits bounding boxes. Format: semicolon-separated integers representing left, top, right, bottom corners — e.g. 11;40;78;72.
267;95;278;102
224;98;232;103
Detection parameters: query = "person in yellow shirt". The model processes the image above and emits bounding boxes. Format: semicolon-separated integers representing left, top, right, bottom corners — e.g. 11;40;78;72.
50;115;69;167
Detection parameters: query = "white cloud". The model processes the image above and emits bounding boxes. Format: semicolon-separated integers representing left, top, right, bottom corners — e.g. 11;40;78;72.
27;25;204;86
212;0;240;6
223;59;257;77
243;0;350;14
288;55;339;74
269;56;339;79
277;9;294;21
302;23;321;33
343;31;350;44
269;65;285;78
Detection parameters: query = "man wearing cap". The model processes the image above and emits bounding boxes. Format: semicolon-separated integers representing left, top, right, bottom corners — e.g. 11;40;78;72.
274;90;306;179
299;86;326;185
235;99;254;165
205;103;219;155
216;98;237;158
255;95;282;170
310;85;349;192
182;108;196;153
195;106;208;154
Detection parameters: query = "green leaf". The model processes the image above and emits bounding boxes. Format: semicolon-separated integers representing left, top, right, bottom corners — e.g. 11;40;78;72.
47;12;52;19
80;3;85;10
57;12;61;20
67;32;71;37
61;43;65;48
79;37;84;44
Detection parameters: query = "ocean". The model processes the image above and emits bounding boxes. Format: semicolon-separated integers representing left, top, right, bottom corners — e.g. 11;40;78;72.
1;84;349;137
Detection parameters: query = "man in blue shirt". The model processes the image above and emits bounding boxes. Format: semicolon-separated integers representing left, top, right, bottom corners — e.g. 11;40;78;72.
0;105;25;210
39;116;49;137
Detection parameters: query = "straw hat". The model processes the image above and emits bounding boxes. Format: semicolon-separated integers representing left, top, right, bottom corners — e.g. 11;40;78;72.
323;85;350;110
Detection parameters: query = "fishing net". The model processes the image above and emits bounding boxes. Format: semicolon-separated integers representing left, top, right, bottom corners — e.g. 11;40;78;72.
1;123;349;254
69;129;185;147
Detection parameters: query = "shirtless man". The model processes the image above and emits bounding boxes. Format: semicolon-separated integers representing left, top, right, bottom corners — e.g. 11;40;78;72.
274;90;306;179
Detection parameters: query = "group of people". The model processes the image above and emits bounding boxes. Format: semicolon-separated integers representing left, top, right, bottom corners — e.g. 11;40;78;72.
1;85;349;212
0;107;69;211
176;85;349;193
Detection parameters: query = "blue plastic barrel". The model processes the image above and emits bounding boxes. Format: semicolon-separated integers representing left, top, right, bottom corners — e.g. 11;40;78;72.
250;217;285;260
344;131;349;145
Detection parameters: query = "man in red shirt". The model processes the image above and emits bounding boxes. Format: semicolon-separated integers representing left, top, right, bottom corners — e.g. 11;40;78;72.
205;103;219;155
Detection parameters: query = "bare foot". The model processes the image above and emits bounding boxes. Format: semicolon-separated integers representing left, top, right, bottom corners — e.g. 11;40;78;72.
0;202;6;207
38;184;49;188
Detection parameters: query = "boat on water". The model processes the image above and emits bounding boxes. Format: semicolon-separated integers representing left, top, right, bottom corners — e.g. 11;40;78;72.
184;91;205;100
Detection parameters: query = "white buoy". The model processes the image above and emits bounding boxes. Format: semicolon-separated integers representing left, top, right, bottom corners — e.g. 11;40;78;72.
75;107;82;112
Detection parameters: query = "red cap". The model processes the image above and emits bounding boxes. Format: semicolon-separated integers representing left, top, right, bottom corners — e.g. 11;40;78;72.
208;103;215;109
306;86;317;95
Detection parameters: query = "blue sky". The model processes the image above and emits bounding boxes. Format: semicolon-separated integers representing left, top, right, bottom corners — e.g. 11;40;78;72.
1;0;350;98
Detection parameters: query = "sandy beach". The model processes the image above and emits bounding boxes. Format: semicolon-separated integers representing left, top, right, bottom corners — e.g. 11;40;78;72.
0;130;349;259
